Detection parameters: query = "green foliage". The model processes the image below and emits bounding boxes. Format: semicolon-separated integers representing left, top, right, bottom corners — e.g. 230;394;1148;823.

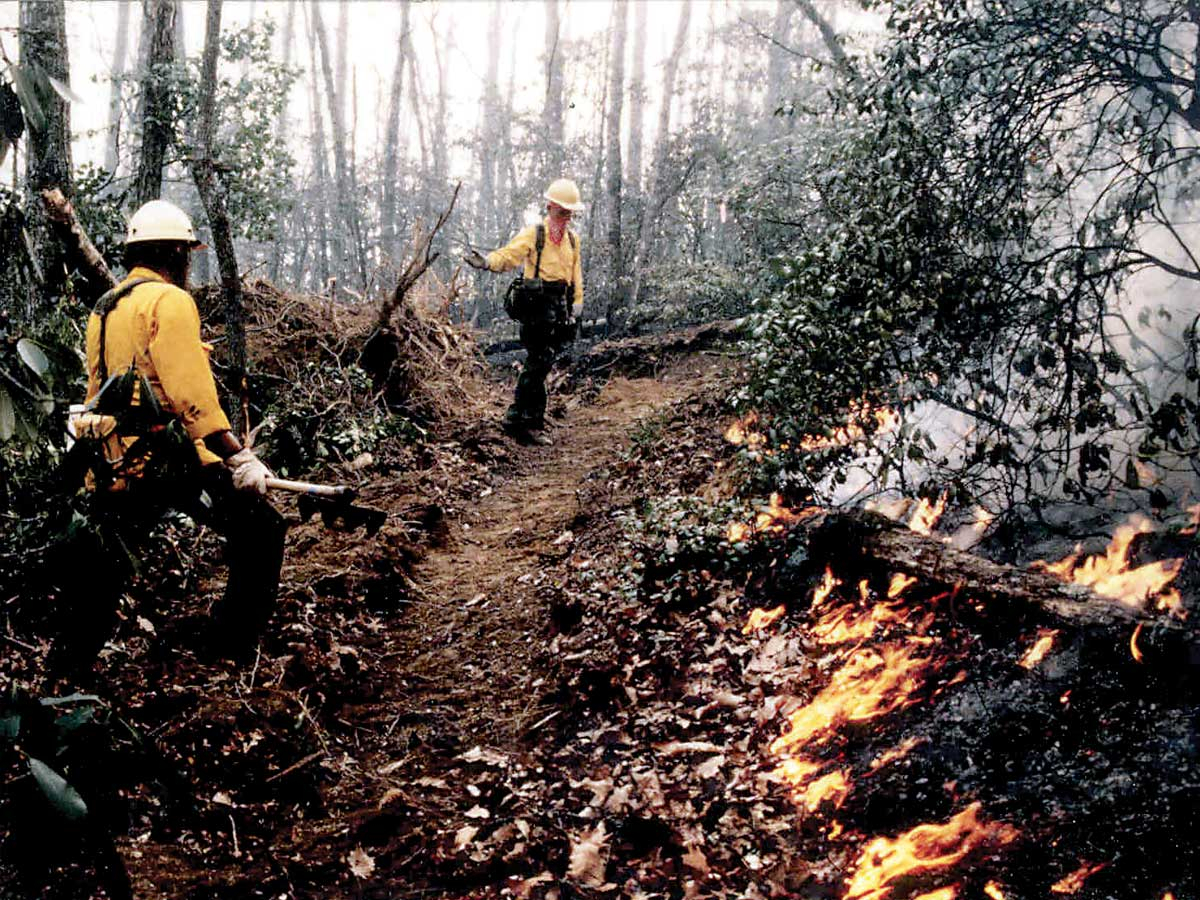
263;362;421;474
0;688;136;898
736;0;1200;514
117;18;300;241
187;20;300;241
70;164;131;267
630;260;753;330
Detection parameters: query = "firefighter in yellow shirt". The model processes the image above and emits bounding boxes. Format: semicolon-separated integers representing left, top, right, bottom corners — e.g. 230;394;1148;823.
465;178;584;445
50;200;286;673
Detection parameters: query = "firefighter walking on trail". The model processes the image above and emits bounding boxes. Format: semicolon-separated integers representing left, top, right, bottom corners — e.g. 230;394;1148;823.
465;178;584;446
50;199;287;673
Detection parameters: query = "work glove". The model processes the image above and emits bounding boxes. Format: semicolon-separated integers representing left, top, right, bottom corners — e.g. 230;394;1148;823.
463;249;488;270
225;448;272;495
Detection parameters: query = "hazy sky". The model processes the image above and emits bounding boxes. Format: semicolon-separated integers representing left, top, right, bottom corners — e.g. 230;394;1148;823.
0;0;777;186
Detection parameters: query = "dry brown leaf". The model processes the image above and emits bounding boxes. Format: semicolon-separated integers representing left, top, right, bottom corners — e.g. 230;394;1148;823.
566;821;609;887
682;843;710;875
654;740;723;756
347;846;375;879
454;825;479;851
378;787;405;808
514;871;555;899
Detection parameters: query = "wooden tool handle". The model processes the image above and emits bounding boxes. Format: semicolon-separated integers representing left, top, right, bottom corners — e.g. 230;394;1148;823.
265;477;353;499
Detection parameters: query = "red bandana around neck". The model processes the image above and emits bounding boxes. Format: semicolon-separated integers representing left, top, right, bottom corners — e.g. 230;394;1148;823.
547;216;567;245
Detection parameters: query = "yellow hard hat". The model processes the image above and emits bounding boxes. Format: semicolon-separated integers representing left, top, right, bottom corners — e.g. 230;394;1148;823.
544;178;585;211
126;199;203;246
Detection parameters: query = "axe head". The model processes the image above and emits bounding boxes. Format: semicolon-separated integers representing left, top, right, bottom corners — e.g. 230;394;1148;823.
297;493;387;536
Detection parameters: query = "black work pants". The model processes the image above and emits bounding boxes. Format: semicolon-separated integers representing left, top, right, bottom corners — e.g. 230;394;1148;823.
48;465;287;673
507;320;563;428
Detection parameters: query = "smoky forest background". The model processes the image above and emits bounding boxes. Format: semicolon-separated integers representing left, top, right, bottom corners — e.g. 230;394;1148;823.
2;1;1200;897
1;0;1199;534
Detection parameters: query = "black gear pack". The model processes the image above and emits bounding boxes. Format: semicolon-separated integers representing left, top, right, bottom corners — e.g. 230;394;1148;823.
503;225;576;332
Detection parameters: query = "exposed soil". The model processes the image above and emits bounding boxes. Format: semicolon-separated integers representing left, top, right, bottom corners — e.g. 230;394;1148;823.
98;351;732;899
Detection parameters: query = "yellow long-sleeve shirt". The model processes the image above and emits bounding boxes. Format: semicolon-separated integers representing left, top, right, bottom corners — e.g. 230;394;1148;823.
85;267;231;465
486;219;584;315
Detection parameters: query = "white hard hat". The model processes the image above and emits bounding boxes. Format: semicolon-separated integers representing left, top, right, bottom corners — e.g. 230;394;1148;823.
126;199;203;246
544;178;585;211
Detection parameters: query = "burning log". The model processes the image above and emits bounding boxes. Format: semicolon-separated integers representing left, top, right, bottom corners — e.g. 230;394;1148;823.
797;509;1197;667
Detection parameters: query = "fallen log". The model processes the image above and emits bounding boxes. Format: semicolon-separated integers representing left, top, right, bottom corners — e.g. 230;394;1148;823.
39;188;117;305
799;509;1198;667
557;319;743;391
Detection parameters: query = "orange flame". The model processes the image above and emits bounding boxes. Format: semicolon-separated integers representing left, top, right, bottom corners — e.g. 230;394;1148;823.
909;493;949;536
744;604;786;635
1133;459;1159;485
777;759;851;812
799;401;901;452
844;803;1018;900
812;567;842;608
983;882;1007;900
726;494;818;544
1182;504;1200;536
1155;588;1184;618
1032;516;1183;610
1130;622;1145;663
725;412;766;449
912;889;959;900
1050;861;1107;894
888;573;919;598
869;737;926;773
1018;629;1059;670
727;521;750;543
811;597;934;647
769;642;939;755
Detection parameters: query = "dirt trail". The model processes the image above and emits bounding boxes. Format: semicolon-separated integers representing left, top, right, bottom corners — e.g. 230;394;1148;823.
370;367;699;749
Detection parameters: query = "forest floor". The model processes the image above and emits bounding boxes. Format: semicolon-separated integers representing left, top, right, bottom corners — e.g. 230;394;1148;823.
5;317;1197;900
109;345;737;899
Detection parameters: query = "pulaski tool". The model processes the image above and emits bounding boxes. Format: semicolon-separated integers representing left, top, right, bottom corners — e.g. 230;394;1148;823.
265;478;387;536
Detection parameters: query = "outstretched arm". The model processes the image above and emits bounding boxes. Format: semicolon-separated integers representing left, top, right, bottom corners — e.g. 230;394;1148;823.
485;226;536;273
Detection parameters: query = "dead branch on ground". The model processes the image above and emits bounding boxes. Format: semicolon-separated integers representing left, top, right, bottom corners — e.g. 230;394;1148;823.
375;182;461;332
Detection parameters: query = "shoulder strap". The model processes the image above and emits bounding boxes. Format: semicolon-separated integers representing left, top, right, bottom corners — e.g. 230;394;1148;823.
93;277;156;383
569;230;577;252
534;225;545;280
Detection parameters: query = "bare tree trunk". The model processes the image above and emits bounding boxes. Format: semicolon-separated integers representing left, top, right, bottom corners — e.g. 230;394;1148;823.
627;1;647;200
626;1;648;270
407;53;429;219
190;0;247;404
603;1;628;330
587;16;611;247
303;1;330;293
269;0;297;284
794;0;858;83
430;16;449;193
19;0;73;303
104;0;132;176
132;0;178;209
497;23;518;236
631;0;691;307
541;0;564;175
381;0;410;263
477;1;502;244
763;0;794;122
311;0;366;294
472;2;503;328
